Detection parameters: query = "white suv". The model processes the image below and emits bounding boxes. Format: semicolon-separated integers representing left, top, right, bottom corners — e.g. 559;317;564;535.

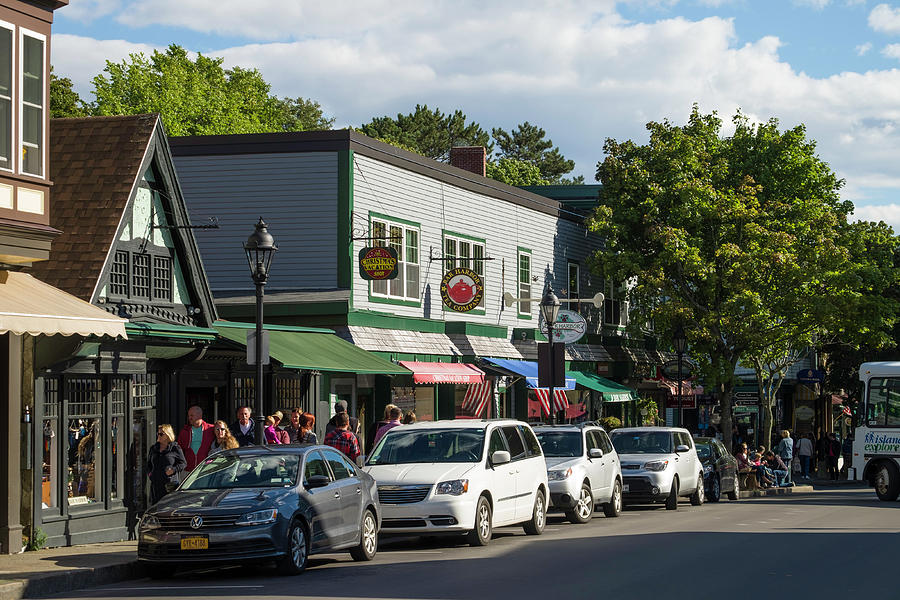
364;419;549;546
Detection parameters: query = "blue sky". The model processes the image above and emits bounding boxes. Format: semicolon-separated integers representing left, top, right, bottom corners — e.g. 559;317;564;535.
50;0;900;227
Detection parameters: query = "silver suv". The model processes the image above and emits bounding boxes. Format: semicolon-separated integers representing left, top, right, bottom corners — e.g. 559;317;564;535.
533;424;623;524
609;427;704;510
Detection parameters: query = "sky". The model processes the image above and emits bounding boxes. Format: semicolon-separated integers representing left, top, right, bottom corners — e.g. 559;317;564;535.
50;0;900;229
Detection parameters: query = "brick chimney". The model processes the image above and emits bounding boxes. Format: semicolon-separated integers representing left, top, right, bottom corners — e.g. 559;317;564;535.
449;146;486;177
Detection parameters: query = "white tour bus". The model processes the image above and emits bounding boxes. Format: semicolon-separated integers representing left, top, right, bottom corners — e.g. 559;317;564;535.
854;362;900;500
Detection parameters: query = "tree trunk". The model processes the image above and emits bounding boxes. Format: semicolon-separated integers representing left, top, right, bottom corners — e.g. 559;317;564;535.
760;400;773;451
720;386;734;454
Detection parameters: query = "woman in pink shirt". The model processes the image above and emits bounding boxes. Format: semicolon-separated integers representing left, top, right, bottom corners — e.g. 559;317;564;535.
264;416;282;444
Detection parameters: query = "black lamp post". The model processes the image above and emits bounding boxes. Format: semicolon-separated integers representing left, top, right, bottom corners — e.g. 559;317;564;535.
672;325;687;429
244;218;277;444
540;286;561;424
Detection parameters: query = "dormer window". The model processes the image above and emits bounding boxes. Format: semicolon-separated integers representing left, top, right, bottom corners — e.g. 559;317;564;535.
108;250;171;303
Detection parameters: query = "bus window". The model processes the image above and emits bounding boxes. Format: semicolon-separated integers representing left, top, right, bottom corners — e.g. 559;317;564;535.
867;377;900;427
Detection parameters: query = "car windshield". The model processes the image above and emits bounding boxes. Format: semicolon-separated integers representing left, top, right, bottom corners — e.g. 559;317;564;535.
368;428;484;465
611;431;674;454
181;453;301;489
535;431;583;457
695;442;712;460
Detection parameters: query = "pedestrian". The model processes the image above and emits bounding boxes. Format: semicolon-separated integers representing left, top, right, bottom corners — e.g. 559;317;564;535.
775;430;793;484
402;411;417;425
264;416;283;444
366;403;397;455
373;406;403;448
324;412;361;461
284;408;303;444
176;405;214;472
147;424;186;505
841;434;853;478
764;451;791;487
298;412;318;444
229;406;256;447
271;410;290;444
797;433;814;479
325;400;360;439
209;420;239;456
815;427;826;476
826;432;841;480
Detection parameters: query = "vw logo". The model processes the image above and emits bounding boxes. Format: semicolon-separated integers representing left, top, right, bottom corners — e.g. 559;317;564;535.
190;515;203;529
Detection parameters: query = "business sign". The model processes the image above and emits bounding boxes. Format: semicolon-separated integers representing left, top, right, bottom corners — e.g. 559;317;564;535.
660;359;693;382
359;246;399;280
539;309;587;344
440;267;484;313
797;369;825;384
665;394;697;409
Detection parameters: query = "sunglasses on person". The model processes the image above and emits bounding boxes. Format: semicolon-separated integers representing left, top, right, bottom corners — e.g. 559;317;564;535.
214;427;227;432
157;432;166;437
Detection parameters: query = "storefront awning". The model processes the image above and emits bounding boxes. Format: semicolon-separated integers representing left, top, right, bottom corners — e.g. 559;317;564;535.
398;361;485;384
482;358;576;390
215;322;411;375
0;271;127;338
569;370;635;403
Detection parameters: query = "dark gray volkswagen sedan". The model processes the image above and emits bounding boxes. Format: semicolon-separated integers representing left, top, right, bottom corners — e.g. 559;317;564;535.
138;445;380;577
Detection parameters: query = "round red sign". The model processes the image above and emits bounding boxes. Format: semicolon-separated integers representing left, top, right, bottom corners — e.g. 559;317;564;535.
441;267;484;312
359;246;398;280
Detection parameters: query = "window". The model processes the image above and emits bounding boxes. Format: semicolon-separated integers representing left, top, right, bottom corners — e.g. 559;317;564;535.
304;452;332;484
370;215;420;302
0;22;12;172
866;378;900;427
19;30;44;177
323;449;354;480
132;253;150;298
519;425;542;457
152;256;172;301
598;431;614;454
586;431;602;452
110;251;129;297
488;429;507;456
501;426;527;461
444;233;486;308
568;263;580;299
518;250;531;317
603;279;627;327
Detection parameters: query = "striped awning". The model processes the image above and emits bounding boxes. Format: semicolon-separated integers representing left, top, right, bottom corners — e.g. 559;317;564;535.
533;389;569;416
462;380;493;417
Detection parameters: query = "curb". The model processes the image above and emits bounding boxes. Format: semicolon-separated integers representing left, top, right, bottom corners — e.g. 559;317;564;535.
739;484;814;499
0;562;145;600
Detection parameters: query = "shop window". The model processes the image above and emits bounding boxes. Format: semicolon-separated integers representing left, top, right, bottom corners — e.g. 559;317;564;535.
518;250;531;316
19;30;44;177
370;215;420;302
66;377;102;506
41;377;59;509
0;22;11;172
444;233;486;308
110;377;126;501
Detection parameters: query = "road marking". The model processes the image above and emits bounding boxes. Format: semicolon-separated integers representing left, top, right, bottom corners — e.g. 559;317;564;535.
382;551;444;554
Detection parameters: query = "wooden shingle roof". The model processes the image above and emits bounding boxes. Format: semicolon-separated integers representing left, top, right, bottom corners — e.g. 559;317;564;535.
31;114;158;301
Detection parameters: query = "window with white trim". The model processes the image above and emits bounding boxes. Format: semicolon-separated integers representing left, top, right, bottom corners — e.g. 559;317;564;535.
518;250;531;316
444;233;485;307
603;279;628;327
0;21;12;172
19;29;44;177
371;217;420;301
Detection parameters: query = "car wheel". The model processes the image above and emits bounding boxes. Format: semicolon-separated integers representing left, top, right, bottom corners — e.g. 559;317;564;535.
147;564;176;579
467;496;493;546
523;489;547;535
707;475;721;502
690;474;705;506
277;520;309;575
874;462;900;501
603;480;623;518
665;477;679;510
350;509;378;561
727;474;740;501
565;483;594;524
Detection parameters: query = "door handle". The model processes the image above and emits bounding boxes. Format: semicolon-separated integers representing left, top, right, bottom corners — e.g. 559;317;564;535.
334;492;341;499
508;471;515;475
356;487;362;494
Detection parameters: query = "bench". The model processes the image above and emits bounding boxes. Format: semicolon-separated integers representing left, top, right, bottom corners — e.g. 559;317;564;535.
738;469;759;491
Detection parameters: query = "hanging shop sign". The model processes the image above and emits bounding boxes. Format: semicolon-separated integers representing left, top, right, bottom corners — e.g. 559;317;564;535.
661;359;693;382
441;267;484;312
358;246;399;280
797;369;825;384
538;309;587;344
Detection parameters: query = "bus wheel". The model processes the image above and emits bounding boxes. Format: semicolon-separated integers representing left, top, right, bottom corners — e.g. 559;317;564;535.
874;462;900;501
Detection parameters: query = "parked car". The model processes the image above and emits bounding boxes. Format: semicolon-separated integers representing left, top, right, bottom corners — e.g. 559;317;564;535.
693;436;739;502
364;419;549;546
138;445;381;578
533;424;623;523
609;427;705;510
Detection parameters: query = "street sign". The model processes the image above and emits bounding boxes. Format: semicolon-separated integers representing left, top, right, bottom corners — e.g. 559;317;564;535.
246;330;270;365
537;342;565;388
538;309;587;344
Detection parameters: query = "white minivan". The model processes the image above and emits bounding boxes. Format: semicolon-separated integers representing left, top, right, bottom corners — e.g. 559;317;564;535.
364;419;549;546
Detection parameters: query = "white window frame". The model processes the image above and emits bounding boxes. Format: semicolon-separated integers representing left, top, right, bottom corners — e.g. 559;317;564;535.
370;217;420;302
603;279;628;327
18;27;45;179
444;233;486;308
0;20;13;174
517;249;531;317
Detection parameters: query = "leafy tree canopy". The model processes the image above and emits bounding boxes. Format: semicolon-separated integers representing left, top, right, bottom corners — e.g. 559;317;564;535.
492;121;578;183
49;68;88;118
486;157;549;186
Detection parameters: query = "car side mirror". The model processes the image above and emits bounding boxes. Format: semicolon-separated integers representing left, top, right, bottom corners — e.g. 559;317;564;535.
588;448;603;459
675;444;690;453
356;455;366;468
491;450;511;465
305;475;330;489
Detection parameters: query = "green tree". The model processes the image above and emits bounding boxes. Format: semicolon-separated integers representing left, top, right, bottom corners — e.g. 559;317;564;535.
485;157;548;186
49;67;88;118
588;106;899;451
492;121;578;183
359;105;491;162
91;44;332;135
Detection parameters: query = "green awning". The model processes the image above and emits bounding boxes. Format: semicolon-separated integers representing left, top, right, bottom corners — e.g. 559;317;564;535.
126;322;218;342
570;370;635;403
214;322;411;375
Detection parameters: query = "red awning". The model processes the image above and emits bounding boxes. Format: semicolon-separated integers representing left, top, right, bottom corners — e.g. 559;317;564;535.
651;378;702;396
398;361;485;385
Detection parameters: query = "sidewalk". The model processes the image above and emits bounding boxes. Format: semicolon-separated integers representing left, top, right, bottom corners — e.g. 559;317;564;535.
0;541;142;600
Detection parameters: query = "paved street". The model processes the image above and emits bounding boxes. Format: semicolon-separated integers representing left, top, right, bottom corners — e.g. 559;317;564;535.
46;488;899;600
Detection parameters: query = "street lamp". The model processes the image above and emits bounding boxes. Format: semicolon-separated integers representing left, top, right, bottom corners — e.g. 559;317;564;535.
672;325;687;429
244;217;277;444
540;286;561;424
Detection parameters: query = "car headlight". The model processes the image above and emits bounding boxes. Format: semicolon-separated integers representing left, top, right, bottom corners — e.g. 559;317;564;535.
436;479;469;495
235;509;278;526
643;460;669;472
548;467;573;481
139;514;160;530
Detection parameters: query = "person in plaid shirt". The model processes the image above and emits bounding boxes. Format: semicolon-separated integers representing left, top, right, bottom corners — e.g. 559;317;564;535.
324;413;360;461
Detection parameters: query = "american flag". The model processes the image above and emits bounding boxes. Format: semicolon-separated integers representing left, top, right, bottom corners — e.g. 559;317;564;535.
462;380;493;417
533;388;569;416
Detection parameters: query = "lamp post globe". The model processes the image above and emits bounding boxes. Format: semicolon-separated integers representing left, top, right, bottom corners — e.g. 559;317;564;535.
539;286;561;336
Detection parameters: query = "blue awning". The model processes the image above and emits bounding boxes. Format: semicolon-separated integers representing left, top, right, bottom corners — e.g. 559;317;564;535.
482;358;576;390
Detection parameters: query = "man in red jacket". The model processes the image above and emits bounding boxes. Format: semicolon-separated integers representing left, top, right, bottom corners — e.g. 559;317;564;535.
177;405;214;472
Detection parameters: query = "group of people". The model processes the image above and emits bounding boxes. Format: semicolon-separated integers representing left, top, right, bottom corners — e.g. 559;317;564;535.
733;428;846;490
145;400;417;505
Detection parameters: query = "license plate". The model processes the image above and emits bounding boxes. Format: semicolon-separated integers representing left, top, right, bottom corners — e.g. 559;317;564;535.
622;484;630;492
180;535;208;550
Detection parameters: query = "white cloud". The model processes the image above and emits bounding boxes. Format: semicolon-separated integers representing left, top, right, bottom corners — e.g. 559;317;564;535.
51;35;158;96
852;203;900;230
869;4;900;34
881;43;900;58
792;0;830;8
856;42;872;55
56;0;122;24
